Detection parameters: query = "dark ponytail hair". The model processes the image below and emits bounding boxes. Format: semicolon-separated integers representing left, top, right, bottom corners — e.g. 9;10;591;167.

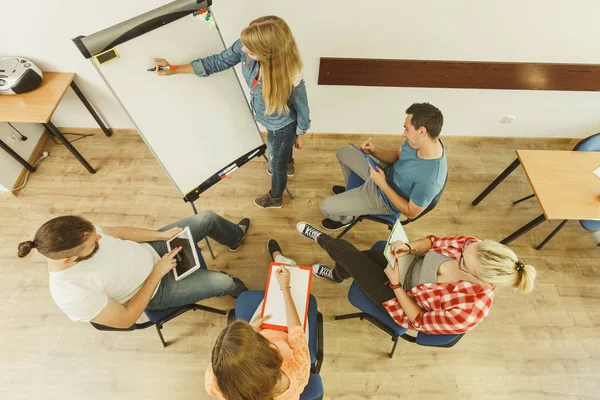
17;216;95;260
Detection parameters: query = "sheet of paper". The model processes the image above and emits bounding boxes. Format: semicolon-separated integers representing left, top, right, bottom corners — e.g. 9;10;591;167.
251;300;310;342
594;166;600;178
261;263;312;331
383;219;415;284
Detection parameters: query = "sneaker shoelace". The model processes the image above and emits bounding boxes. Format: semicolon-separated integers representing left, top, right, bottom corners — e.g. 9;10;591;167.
316;265;335;280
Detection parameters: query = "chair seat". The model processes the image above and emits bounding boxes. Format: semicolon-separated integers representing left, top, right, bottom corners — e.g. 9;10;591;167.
300;374;324;400
580;220;600;231
347;281;407;337
234;290;319;366
144;306;188;323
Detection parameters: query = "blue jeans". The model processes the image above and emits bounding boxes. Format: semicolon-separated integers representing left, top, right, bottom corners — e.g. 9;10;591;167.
267;121;297;198
146;211;245;310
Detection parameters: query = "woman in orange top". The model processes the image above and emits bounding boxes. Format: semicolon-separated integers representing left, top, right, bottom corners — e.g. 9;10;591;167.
205;260;310;400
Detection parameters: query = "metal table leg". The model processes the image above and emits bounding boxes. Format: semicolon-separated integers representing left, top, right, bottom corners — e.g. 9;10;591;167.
500;213;546;245
472;158;520;206
42;121;96;174
0;137;35;172
70;81;111;137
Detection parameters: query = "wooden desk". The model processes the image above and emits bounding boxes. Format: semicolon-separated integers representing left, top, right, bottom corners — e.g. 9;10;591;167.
519;150;600;220
0;72;111;174
472;148;600;249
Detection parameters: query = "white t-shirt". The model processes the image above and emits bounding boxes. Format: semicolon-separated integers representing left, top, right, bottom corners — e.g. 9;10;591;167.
48;225;161;322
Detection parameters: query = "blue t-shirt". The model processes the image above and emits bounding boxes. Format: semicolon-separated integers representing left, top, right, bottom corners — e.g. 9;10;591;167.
378;140;447;212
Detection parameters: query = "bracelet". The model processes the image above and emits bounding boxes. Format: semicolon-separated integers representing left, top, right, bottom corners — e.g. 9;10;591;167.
389;282;402;290
280;286;291;290
404;243;412;253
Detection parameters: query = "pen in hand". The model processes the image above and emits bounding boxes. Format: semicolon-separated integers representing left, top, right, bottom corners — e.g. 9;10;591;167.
147;65;179;72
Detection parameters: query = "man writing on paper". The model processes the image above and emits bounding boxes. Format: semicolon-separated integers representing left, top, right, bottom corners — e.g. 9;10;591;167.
17;211;249;328
319;103;447;231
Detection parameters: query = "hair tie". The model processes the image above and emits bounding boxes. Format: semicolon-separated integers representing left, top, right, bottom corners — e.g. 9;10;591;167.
515;260;524;272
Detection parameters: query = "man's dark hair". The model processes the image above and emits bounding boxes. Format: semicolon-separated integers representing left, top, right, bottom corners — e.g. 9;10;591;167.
405;103;444;139
18;216;94;259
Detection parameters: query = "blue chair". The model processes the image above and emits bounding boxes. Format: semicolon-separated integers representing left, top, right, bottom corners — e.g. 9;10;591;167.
227;290;324;374
512;132;600;249
91;303;227;347
91;248;227;347
227;290;324;400
334;241;464;358
337;170;448;239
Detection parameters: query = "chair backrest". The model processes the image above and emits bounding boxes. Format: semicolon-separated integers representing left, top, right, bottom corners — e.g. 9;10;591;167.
300;373;324;400
573;132;600;152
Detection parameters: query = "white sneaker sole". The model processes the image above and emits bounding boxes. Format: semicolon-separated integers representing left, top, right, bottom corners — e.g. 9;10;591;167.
254;200;283;209
320;221;351;231
267;170;294;177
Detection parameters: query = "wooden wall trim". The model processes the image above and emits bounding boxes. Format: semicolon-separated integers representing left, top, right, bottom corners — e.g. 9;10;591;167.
318;58;600;91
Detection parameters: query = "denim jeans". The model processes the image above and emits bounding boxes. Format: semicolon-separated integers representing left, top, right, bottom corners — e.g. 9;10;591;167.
146;211;245;310
267;121;297;198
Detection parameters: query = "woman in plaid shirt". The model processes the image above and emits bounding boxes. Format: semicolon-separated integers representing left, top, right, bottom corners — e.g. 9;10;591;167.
296;223;537;335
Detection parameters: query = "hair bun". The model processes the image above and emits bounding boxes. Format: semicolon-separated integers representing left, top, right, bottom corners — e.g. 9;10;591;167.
17;240;35;258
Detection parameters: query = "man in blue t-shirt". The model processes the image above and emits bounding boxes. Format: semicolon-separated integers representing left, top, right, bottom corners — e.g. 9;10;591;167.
320;103;448;231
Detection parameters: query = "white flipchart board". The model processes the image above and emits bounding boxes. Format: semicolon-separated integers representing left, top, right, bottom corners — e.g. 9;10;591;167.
91;12;263;197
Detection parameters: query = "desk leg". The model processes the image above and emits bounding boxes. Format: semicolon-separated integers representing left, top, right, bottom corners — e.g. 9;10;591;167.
472;158;520;206
70;81;111;137
0;138;35;172
500;214;546;245
43;121;96;174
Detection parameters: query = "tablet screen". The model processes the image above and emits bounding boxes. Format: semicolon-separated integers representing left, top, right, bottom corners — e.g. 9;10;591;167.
170;236;196;277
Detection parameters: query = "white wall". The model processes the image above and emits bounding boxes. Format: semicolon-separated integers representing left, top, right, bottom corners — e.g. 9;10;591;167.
2;0;600;138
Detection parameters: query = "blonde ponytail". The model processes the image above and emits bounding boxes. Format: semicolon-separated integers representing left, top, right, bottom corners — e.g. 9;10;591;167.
475;240;537;294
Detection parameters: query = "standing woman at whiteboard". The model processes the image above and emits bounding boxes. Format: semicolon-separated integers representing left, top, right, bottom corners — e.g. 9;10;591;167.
154;15;311;209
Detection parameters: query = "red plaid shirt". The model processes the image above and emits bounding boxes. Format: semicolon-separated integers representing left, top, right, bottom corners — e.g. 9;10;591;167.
382;235;496;335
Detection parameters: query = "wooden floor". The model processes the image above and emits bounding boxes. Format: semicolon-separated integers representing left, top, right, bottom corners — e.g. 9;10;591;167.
1;132;599;400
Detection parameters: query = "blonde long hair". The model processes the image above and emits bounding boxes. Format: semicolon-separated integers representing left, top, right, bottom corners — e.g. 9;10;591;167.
212;321;283;400
240;16;303;116
476;240;537;294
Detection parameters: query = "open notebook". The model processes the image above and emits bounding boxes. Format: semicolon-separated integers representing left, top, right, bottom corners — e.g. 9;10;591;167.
260;263;312;332
383;219;415;285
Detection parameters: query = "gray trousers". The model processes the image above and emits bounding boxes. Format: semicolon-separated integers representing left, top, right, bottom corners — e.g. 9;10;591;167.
320;145;394;223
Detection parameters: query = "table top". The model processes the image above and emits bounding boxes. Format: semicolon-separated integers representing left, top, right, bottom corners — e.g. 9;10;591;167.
0;72;75;123
517;149;600;221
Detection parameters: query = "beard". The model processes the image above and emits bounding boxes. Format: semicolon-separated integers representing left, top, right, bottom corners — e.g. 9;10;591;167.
77;242;100;262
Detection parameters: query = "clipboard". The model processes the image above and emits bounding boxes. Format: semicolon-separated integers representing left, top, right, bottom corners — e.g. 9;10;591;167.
260;262;312;332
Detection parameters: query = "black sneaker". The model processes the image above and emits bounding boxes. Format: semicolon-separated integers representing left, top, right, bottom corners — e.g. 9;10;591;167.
311;263;343;284
321;218;353;231
296;222;324;242
331;185;346;195
229;218;250;252
231;277;248;299
267;239;282;262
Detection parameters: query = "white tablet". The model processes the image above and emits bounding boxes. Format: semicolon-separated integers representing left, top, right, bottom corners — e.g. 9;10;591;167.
165;226;201;281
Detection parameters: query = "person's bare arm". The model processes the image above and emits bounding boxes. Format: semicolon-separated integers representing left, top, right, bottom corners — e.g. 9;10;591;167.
384;265;423;323
361;139;400;165
101;226;181;243
276;266;302;330
368;166;426;219
390;238;433;257
91;247;182;328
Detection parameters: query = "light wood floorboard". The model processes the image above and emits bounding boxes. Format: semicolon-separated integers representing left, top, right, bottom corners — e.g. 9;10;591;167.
1;132;598;400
